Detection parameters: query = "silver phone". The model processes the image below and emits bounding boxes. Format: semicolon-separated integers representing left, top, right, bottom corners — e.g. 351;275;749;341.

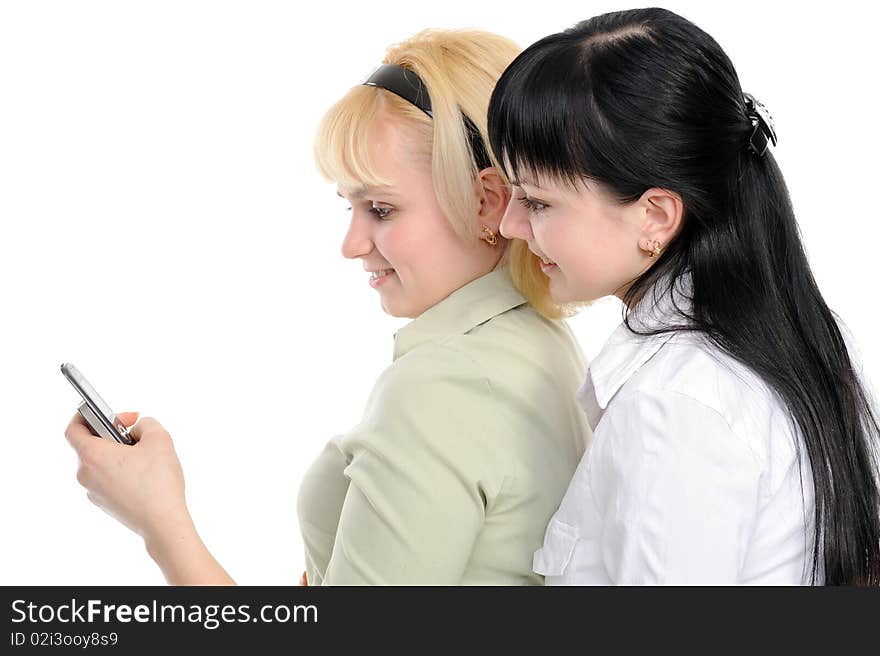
60;363;134;445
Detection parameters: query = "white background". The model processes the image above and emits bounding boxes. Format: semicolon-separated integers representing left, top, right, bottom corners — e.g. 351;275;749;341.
1;1;876;585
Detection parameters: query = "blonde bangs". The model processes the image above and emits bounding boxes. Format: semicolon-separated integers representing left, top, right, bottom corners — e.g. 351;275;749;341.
314;86;393;190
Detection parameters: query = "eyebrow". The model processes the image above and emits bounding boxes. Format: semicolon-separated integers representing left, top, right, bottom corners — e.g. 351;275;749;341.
336;186;398;200
511;177;542;189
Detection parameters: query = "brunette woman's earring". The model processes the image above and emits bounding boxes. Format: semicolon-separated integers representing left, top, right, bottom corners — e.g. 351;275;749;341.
647;239;662;258
481;225;498;246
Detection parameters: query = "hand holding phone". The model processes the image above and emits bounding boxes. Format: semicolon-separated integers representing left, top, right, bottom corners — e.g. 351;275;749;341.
62;379;193;557
60;363;135;445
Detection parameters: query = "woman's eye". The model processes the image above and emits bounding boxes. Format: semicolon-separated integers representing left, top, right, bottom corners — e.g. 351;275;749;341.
517;195;549;214
369;205;394;220
341;202;394;220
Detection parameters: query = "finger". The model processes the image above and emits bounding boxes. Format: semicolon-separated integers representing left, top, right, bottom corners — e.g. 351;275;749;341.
64;412;99;452
117;412;140;428
117;411;141;443
65;413;119;460
128;416;165;443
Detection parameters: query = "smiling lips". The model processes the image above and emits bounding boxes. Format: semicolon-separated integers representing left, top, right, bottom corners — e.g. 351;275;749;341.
367;268;396;288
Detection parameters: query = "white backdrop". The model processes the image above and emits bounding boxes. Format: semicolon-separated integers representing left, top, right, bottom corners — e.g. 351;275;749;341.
1;0;877;585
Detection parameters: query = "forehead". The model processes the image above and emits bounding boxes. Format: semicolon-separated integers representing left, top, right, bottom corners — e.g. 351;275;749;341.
334;118;430;197
367;116;428;166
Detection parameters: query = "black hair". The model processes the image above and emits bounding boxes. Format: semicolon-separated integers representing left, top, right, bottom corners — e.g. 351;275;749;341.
488;7;880;585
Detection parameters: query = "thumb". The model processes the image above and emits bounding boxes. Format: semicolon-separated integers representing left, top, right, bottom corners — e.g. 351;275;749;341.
117;412;140;427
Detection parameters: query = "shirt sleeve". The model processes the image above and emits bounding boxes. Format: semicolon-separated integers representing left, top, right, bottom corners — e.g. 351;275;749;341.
321;343;504;585
589;388;764;584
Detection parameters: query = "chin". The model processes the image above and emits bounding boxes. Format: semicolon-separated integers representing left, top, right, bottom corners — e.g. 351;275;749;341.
379;297;414;319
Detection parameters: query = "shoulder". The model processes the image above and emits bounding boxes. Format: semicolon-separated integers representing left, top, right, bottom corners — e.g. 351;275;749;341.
448;303;587;390
357;341;503;461
386;303;586;392
613;331;794;468
469;300;583;354
378;339;490;397
591;385;766;511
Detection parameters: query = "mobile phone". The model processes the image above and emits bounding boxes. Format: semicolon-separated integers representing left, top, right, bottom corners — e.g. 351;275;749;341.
60;363;135;445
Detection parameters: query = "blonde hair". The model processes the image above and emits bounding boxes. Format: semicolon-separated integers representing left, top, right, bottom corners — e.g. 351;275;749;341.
507;249;581;319
314;28;519;245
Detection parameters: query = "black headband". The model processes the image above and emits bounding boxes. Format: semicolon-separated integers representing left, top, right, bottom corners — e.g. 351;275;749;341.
364;63;433;117
362;63;491;169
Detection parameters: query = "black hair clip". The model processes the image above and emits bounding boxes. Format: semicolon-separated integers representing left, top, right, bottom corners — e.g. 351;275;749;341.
744;93;777;157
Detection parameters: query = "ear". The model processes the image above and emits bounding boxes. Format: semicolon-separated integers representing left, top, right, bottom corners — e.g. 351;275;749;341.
474;167;511;232
637;187;684;247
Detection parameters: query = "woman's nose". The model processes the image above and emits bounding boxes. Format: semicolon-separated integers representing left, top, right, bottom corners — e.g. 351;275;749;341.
341;210;373;259
499;195;534;241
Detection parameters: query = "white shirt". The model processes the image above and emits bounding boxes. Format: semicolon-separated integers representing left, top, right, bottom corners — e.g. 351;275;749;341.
535;276;829;584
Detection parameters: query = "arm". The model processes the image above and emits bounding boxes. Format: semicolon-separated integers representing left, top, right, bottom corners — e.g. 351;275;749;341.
321;346;499;584
145;512;235;585
65;412;236;585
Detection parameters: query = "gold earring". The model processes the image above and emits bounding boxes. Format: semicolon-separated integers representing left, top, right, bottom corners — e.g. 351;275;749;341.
481;225;498;246
648;240;662;258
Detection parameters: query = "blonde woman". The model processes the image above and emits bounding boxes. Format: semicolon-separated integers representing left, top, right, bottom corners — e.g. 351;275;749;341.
64;29;590;585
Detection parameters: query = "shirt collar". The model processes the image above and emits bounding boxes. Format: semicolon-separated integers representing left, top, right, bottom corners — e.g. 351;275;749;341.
393;268;527;360
580;272;695;419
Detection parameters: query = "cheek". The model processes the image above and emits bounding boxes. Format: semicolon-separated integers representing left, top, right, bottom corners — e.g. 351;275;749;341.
538;215;630;287
373;223;409;263
386;211;458;264
374;220;437;276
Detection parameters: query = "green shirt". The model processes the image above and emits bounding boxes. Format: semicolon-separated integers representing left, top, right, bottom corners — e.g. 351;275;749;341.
296;268;590;584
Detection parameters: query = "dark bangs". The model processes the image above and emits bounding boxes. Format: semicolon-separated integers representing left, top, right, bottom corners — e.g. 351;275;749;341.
487;30;652;200
487;33;596;190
